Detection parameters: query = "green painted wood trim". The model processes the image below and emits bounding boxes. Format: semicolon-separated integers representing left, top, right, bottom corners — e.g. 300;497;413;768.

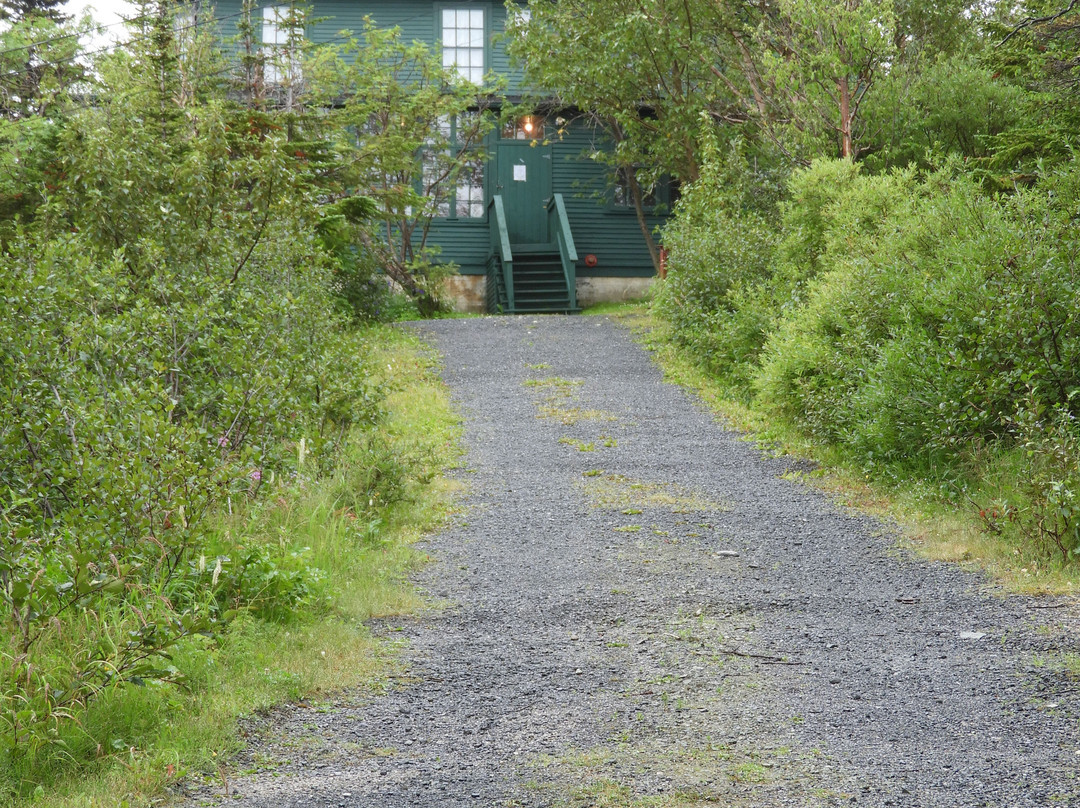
546;193;578;310
489;195;514;311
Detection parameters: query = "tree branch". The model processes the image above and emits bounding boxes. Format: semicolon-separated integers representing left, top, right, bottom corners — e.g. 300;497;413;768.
1000;0;1080;45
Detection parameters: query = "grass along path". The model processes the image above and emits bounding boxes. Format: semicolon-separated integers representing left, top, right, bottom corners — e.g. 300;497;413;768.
599;302;1080;597
13;326;461;808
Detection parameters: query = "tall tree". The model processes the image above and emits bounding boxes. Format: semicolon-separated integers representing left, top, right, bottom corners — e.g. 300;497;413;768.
0;12;91;233
0;0;67;23
757;0;898;160
985;0;1080;174
506;0;764;271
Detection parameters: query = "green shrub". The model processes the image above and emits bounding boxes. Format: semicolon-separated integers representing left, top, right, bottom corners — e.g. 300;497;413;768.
756;159;1080;483
654;136;785;388
660;146;1080;564
860;53;1023;172
0;18;386;787
317;199;408;323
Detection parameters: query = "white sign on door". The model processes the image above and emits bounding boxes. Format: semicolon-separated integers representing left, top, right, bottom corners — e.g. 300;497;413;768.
513;164;527;182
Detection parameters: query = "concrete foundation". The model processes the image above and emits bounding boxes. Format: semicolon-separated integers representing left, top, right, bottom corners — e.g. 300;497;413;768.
442;274;487;314
442;273;654;314
575;276;654;309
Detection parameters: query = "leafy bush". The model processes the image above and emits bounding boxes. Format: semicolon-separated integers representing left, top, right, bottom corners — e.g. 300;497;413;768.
659;144;1080;564
861;53;1023;172
1004;405;1080;564
317;197;410;323
655;136;785;388
0;10;386;785
755;159;1080;480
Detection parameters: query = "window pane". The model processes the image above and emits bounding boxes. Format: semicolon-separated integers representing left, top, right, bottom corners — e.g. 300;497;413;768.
455;189;470;218
422;150;450;218
442;8;484;85
262;5;304;84
262;7;279;41
455;159;484;219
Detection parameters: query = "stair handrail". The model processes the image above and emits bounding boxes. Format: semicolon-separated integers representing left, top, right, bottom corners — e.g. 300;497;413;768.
545;193;578;310
488;195;515;312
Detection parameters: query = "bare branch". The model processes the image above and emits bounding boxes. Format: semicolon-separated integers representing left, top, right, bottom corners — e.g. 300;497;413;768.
1000;0;1080;45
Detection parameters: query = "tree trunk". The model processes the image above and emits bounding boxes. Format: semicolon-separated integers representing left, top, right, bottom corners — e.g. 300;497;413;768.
627;169;662;275
838;74;853;159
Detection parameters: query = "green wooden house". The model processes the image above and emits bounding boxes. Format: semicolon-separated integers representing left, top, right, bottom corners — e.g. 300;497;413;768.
215;0;666;313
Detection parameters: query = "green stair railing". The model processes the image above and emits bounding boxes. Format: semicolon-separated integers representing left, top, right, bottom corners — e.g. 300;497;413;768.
545;193;578;311
488;195;514;313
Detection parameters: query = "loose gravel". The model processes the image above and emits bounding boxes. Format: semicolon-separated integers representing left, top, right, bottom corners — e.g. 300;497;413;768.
183;315;1080;808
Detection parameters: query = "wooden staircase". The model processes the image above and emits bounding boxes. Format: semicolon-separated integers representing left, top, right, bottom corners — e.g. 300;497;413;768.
488;247;577;314
486;194;581;315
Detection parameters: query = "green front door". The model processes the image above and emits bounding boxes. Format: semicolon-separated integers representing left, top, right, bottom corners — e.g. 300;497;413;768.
496;140;551;245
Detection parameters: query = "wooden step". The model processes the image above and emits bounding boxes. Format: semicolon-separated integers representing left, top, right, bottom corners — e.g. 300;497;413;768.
489;246;578;314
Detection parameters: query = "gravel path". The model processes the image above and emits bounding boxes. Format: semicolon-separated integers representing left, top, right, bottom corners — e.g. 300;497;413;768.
186;315;1080;808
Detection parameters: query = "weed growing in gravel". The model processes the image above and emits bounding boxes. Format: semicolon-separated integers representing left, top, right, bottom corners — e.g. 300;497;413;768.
547;739;788;807
539;405;619;425
1030;651;1080;677
524;376;583;391
580;473;727;513
523;375;619;425
560;437;597;452
559;434;618;452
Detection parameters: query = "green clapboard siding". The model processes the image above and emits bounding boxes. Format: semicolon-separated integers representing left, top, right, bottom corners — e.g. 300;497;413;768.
213;0;526;93
209;0;661;278
549;122;663;278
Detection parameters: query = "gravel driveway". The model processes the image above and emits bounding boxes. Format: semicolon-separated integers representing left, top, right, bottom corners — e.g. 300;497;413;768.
188;315;1080;807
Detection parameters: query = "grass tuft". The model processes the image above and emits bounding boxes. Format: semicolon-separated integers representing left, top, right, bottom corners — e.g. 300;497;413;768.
580;472;726;514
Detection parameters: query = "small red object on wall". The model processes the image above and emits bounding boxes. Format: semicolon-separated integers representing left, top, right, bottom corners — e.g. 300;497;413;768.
584;254;598;268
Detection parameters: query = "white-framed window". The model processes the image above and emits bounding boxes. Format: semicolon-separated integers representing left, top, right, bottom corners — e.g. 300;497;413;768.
455;158;485;219
422;113;485;220
174;7;194;50
508;5;530;26
262;5;304;85
441;8;485;85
